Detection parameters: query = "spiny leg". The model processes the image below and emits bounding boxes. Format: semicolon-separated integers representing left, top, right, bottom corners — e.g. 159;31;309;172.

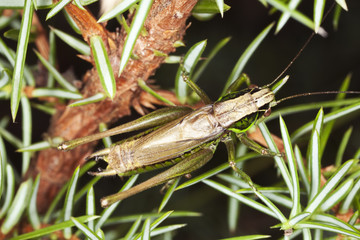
181;71;212;104
224;73;252;95
236;133;282;157
224;134;289;228
58;106;192;151
100;143;218;207
222;134;258;192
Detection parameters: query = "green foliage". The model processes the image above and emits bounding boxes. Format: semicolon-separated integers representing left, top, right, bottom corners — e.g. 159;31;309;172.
117;0;153;76
0;0;360;239
90;36;116;99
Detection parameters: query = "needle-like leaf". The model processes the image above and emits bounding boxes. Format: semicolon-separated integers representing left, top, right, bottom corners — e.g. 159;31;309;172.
158;178;180;213
276;0;301;33
98;0;139;22
28;174;41;229
221;23;273;95
264;0;324;35
175;40;207;103
176;152;258;190
90;36;116;99
320;178;353;212
69;93;106;107
192;37;230;83
335;0;348;11
86;187;96;231
51;27;90;55
305;160;356;214
63;166;80;239
258;122;293;196
71;217;101;240
0;164;15;218
20;96;31;175
118;0;153;76
339;177;360;214
192;0;231;14
10;0;34;121
1;179;32;234
308;109;323;202
123;216;142;240
335;127;353;167
313;0;326;33
279;116;301;217
203;179;277;219
0;0;52;8
12;216;99;240
46;0;71;20
0;137;5;200
295;221;360;239
215;0;224;17
31;88;82;99
291;101;360;142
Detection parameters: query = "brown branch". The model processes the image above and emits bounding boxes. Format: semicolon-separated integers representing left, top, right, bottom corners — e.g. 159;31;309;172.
26;0;197;213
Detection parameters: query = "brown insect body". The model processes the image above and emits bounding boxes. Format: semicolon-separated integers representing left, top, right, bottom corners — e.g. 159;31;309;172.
93;88;274;176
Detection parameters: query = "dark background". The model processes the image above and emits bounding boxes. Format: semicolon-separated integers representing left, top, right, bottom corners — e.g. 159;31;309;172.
1;0;360;239
155;2;360;239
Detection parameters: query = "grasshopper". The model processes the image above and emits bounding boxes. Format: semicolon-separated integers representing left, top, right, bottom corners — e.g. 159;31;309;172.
58;71;294;207
58;35;360;207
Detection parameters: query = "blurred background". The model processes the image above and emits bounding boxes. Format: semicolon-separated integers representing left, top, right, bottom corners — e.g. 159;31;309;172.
1;0;360;239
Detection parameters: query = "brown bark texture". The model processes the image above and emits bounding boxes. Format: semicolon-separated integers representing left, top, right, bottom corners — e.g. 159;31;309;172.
26;0;198;213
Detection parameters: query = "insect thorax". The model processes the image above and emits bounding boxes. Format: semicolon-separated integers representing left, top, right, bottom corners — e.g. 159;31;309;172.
213;88;274;129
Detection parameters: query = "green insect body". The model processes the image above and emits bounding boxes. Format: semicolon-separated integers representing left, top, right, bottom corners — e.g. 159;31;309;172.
59;83;277;207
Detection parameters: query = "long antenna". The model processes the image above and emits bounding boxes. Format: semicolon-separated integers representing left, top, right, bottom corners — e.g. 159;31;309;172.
265;2;336;89
270;32;315;87
272;91;360;107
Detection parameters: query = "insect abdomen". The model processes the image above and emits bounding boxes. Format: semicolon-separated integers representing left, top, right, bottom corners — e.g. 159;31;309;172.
106;140;137;173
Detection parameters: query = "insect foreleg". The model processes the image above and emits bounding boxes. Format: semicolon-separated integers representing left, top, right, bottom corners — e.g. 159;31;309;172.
100;141;219;207
224;73;252;96
181;71;212;104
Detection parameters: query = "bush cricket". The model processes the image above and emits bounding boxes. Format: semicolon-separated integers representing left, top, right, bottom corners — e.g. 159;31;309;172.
57;22;360;207
58;65;360;208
